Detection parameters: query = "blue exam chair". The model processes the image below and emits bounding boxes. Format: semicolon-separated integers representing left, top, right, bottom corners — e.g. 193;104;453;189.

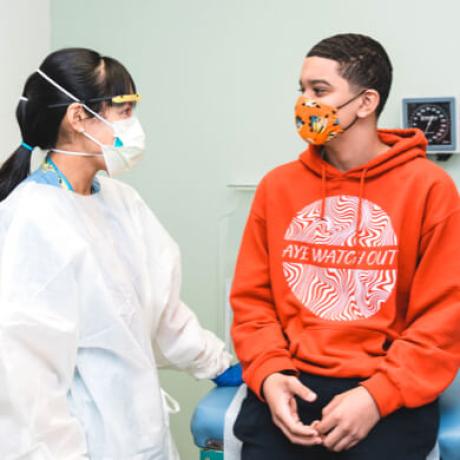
438;372;460;459
191;386;239;460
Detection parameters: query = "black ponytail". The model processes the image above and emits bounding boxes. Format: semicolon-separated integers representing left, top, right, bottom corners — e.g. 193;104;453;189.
0;47;136;202
0;144;33;201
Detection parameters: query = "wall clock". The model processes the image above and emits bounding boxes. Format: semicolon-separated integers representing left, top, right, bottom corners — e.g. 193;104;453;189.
402;97;456;152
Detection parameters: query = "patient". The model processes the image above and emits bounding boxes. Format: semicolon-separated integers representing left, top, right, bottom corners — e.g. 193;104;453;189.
230;33;460;460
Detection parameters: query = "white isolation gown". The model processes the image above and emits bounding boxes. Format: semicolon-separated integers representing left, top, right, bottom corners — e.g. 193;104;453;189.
0;168;231;460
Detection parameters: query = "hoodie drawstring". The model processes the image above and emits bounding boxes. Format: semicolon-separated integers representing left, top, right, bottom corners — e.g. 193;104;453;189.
356;168;368;240
320;163;327;220
319;159;368;241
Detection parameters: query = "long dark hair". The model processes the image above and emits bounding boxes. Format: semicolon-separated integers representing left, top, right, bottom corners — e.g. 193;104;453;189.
0;47;136;201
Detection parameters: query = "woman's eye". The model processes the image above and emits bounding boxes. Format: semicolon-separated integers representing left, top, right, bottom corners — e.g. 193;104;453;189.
314;88;326;96
297;87;304;94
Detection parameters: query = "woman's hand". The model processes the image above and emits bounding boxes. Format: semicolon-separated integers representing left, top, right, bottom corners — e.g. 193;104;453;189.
213;363;243;387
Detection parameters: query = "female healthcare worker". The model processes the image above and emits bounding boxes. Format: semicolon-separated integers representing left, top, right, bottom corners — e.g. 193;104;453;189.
0;48;239;459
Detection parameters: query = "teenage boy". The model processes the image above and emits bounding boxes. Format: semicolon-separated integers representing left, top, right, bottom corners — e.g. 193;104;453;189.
231;33;460;460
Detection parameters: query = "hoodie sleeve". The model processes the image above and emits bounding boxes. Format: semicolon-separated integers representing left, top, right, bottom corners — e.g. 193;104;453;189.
361;178;460;417
231;180;298;399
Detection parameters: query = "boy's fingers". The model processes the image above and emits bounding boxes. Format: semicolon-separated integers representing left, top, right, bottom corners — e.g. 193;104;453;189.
323;426;346;451
281;414;319;437
331;435;355;452
275;403;319;438
316;412;337;435
288;396;300;422
322;394;345;417
288;378;317;402
275;417;322;446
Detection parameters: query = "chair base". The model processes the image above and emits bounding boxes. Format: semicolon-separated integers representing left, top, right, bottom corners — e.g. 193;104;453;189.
200;448;223;460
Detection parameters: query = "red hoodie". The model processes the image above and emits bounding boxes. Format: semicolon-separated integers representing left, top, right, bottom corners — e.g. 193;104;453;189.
231;128;460;417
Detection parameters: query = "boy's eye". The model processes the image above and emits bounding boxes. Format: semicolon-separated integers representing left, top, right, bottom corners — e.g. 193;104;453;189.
314;87;326;96
297;86;327;96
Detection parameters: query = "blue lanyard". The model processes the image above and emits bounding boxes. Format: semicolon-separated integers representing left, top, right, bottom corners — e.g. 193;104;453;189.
46;157;75;192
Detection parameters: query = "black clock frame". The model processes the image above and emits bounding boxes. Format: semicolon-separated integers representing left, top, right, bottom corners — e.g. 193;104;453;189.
402;97;456;154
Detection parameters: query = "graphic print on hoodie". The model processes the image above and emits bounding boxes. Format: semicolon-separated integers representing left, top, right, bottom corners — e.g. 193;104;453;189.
231;129;460;417
282;193;399;321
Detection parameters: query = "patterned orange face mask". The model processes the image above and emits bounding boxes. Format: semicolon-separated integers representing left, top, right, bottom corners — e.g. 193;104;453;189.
295;97;343;145
294;91;365;145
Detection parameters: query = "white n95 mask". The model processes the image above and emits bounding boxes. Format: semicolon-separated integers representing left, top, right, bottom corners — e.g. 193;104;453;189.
36;68;146;177
81;115;146;177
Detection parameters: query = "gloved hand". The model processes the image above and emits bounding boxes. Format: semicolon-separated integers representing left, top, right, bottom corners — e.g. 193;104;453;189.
212;363;243;387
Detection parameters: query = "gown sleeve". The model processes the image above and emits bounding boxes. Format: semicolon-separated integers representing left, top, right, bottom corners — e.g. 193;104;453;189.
153;242;232;379
135;194;232;380
0;192;89;459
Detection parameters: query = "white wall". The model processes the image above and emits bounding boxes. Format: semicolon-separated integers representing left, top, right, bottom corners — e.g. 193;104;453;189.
0;0;50;160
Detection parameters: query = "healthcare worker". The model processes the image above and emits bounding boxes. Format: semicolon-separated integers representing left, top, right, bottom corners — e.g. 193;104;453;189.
0;48;238;459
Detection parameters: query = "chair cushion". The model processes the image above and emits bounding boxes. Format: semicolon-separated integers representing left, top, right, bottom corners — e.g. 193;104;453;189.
191;386;240;449
439;372;460;460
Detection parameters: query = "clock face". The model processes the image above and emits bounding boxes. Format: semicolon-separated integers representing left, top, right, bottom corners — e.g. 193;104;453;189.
407;102;452;146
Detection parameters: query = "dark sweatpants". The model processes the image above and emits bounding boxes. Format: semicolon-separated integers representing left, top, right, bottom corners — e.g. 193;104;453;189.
234;373;439;460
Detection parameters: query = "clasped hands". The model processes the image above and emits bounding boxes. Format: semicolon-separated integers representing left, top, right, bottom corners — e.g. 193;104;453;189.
262;373;381;452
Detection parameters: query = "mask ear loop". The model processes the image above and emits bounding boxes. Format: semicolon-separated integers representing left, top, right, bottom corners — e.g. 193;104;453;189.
342;115;360;132
336;89;367;131
336;89;367;110
36;68;119;151
36;69;114;130
79;130;104;148
51;148;102;157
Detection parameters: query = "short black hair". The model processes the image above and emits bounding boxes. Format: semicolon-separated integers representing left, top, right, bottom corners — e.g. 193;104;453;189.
307;34;393;117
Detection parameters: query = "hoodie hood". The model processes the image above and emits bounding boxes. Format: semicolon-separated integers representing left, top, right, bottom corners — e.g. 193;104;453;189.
298;128;428;233
299;128;427;180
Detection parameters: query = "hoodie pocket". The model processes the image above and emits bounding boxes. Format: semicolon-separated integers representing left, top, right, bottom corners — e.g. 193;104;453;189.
289;326;390;367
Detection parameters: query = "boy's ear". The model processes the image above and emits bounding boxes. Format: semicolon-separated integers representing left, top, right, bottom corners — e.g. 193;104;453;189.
357;89;380;118
64;103;88;133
